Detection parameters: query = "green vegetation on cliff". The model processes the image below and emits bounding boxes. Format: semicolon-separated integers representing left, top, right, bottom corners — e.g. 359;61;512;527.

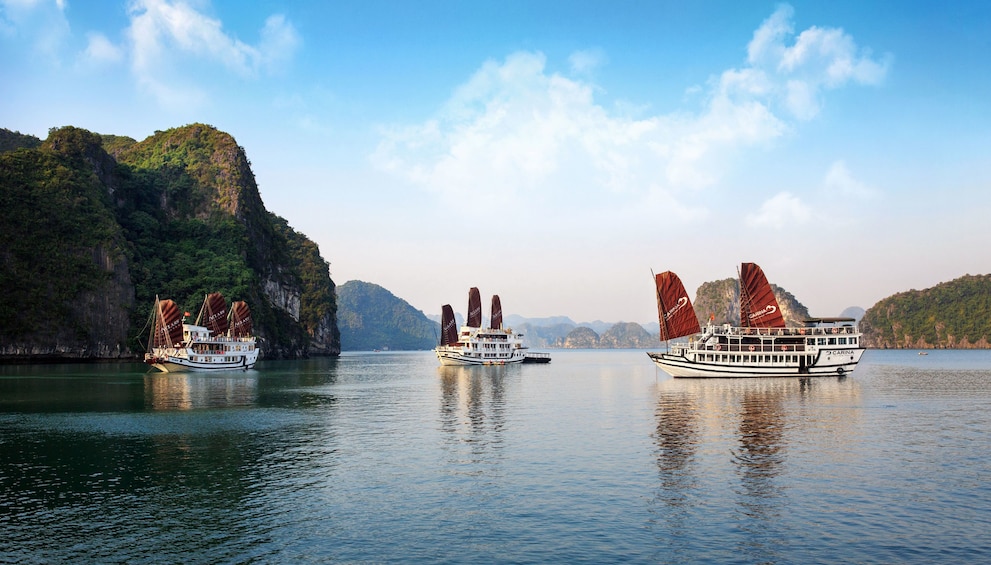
860;274;991;348
0;129;41;153
0;124;339;360
337;280;438;351
0;127;131;351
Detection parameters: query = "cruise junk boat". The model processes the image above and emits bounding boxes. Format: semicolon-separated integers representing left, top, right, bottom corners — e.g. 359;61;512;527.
435;288;530;366
145;292;260;373
647;264;865;378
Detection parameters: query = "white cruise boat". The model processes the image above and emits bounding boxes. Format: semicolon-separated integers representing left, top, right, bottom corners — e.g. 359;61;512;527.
647;264;865;378
145;293;260;373
435;288;531;366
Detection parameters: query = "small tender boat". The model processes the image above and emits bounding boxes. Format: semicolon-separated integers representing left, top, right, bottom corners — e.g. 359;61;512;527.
144;293;260;373
435;288;549;366
647;263;865;378
523;352;552;364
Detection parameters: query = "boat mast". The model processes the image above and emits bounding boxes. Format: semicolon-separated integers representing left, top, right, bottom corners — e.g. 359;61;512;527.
652;269;670;349
146;295;160;353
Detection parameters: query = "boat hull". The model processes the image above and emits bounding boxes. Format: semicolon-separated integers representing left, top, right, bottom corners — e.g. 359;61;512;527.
435;348;526;366
147;356;257;373
648;348;864;378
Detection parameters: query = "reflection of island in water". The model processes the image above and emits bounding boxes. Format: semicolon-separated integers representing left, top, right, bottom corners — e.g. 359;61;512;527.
652;377;862;554
144;373;258;410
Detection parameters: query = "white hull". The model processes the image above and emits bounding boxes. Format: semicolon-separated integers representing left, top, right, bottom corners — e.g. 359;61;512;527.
649;322;865;378
649;348;864;378
148;354;258;373
436;349;526;366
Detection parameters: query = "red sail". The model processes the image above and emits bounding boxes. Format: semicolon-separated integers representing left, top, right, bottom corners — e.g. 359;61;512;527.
490;295;503;329
153;298;184;348
739;262;785;328
440;304;458;346
466;287;482;328
654;271;701;341
229;301;254;337
197;292;229;335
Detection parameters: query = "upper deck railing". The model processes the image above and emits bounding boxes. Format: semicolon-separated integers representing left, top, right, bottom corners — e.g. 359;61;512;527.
704;324;858;337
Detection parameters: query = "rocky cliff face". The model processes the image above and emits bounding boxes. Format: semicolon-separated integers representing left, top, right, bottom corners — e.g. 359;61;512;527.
0;127;135;360
0;124;340;361
561;326;600;348
692;278;809;326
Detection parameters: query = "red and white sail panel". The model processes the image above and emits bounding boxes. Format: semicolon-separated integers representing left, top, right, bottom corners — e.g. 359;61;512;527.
229;301;254;337
655;271;701;341
153;298;184;348
198;292;229;336
440;304;458;346
739;262;785;328
466;287;482;328
490;295;503;330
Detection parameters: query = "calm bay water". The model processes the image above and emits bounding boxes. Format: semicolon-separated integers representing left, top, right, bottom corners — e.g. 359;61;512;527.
2;349;991;563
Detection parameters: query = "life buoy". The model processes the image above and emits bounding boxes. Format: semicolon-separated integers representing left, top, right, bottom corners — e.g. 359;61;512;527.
781;345;788;351
799;329;806;335
748;345;755;352
715;344;722;351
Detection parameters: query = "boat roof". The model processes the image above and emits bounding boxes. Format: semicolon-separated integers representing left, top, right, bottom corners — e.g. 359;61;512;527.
803;317;856;325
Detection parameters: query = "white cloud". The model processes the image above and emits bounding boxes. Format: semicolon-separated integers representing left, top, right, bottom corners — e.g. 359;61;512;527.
569;48;606;74
0;0;70;59
258;14;299;71
373;4;888;224
746;192;812;229
823;160;877;199
748;4;890;120
744;161;876;230
79;32;123;66
124;0;300;107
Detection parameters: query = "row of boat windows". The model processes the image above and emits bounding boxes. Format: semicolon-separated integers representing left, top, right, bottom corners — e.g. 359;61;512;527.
700;354;814;365
719;336;858;347
190;356;244;363
810;337;857;346
191;344;255;353
468;343;513;350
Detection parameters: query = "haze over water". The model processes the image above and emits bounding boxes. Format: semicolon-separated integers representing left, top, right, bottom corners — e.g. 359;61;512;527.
2;350;990;563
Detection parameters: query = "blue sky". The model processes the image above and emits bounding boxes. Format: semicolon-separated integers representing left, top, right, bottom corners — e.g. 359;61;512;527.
3;1;990;324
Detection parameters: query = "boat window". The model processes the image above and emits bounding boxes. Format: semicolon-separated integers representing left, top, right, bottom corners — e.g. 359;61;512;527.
850;337;858;345
817;338;827;345
828;337;837;345
838;337;847;345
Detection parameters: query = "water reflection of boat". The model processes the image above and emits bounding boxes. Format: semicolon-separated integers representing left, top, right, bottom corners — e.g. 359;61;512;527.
438;364;512;452
144;373;257;410
652;374;862;548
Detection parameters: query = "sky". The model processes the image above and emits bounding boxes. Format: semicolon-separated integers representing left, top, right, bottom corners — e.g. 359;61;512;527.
3;0;990;324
